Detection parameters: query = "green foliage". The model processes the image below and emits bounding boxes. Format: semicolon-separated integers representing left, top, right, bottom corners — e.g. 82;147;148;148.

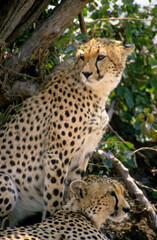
101;135;137;168
140;113;157;142
152;190;157;199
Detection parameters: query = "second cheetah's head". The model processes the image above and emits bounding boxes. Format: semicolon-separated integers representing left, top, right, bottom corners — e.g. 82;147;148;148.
69;175;130;229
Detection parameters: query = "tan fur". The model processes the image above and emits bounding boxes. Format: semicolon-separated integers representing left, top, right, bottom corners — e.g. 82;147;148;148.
0;38;134;227
0;175;130;240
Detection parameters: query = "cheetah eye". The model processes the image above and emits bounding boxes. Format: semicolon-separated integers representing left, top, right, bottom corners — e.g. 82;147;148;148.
97;55;106;61
110;191;116;197
80;55;85;61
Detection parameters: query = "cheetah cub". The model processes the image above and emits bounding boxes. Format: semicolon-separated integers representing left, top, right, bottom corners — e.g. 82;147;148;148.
0;38;134;226
0;175;130;240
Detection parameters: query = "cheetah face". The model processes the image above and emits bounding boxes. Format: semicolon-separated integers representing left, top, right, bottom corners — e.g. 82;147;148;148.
76;38;134;93
70;175;130;229
104;186;130;223
87;181;130;228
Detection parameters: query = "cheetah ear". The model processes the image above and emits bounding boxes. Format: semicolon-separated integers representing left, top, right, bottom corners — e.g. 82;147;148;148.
70;180;88;198
124;44;135;56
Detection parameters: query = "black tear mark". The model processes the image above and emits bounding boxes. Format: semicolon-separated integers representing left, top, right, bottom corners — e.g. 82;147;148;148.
110;192;119;217
95;60;103;80
114;193;118;211
95;60;100;76
80;189;83;198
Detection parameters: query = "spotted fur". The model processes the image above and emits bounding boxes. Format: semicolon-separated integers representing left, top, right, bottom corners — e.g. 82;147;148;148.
0;38;134;227
0;175;130;240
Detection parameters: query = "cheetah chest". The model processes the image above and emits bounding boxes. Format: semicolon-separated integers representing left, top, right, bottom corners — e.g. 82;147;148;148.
67;107;109;180
84;108;108;147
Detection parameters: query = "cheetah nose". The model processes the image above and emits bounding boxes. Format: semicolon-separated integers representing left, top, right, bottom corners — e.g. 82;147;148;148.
123;206;130;213
82;71;92;78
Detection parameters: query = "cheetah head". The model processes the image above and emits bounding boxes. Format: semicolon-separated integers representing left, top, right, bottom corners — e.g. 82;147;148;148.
76;38;134;95
70;175;130;229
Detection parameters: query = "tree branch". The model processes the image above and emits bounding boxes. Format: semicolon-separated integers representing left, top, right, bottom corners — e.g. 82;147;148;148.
0;0;91;106
6;0;91;72
6;0;51;47
0;0;36;41
78;12;89;40
97;150;157;232
86;17;151;23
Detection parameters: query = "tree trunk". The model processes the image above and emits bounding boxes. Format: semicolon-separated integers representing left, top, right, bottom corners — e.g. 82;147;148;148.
0;0;91;107
1;0;51;47
6;0;91;72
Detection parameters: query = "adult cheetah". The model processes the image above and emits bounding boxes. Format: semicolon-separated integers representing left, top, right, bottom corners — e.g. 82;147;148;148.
0;175;130;239
0;38;134;227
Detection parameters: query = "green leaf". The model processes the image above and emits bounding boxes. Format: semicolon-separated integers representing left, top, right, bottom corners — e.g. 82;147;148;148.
125;141;134;149
117;85;125;95
152;191;157;199
103;159;113;168
148;57;157;67
151;5;157;14
140;122;152;137
125;150;137;168
126;22;132;42
127;156;137;168
124;88;134;109
76;33;87;41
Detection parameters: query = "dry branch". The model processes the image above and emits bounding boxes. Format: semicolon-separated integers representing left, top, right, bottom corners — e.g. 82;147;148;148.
0;0;36;41
0;0;50;45
86;17;151;23
0;0;91;106
6;0;91;72
78;12;89;40
97;150;157;232
6;0;50;47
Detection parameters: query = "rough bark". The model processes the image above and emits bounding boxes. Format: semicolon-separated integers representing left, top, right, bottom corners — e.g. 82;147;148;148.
4;0;51;47
6;0;91;72
0;0;91;107
78;12;89;40
0;0;37;42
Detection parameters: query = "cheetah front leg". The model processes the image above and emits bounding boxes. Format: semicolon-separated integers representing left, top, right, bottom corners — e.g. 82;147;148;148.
0;173;18;229
42;150;69;220
66;127;104;185
66;112;109;186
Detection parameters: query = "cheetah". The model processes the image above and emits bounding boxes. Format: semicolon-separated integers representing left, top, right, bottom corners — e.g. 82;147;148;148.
0;175;130;239
0;38;134;227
